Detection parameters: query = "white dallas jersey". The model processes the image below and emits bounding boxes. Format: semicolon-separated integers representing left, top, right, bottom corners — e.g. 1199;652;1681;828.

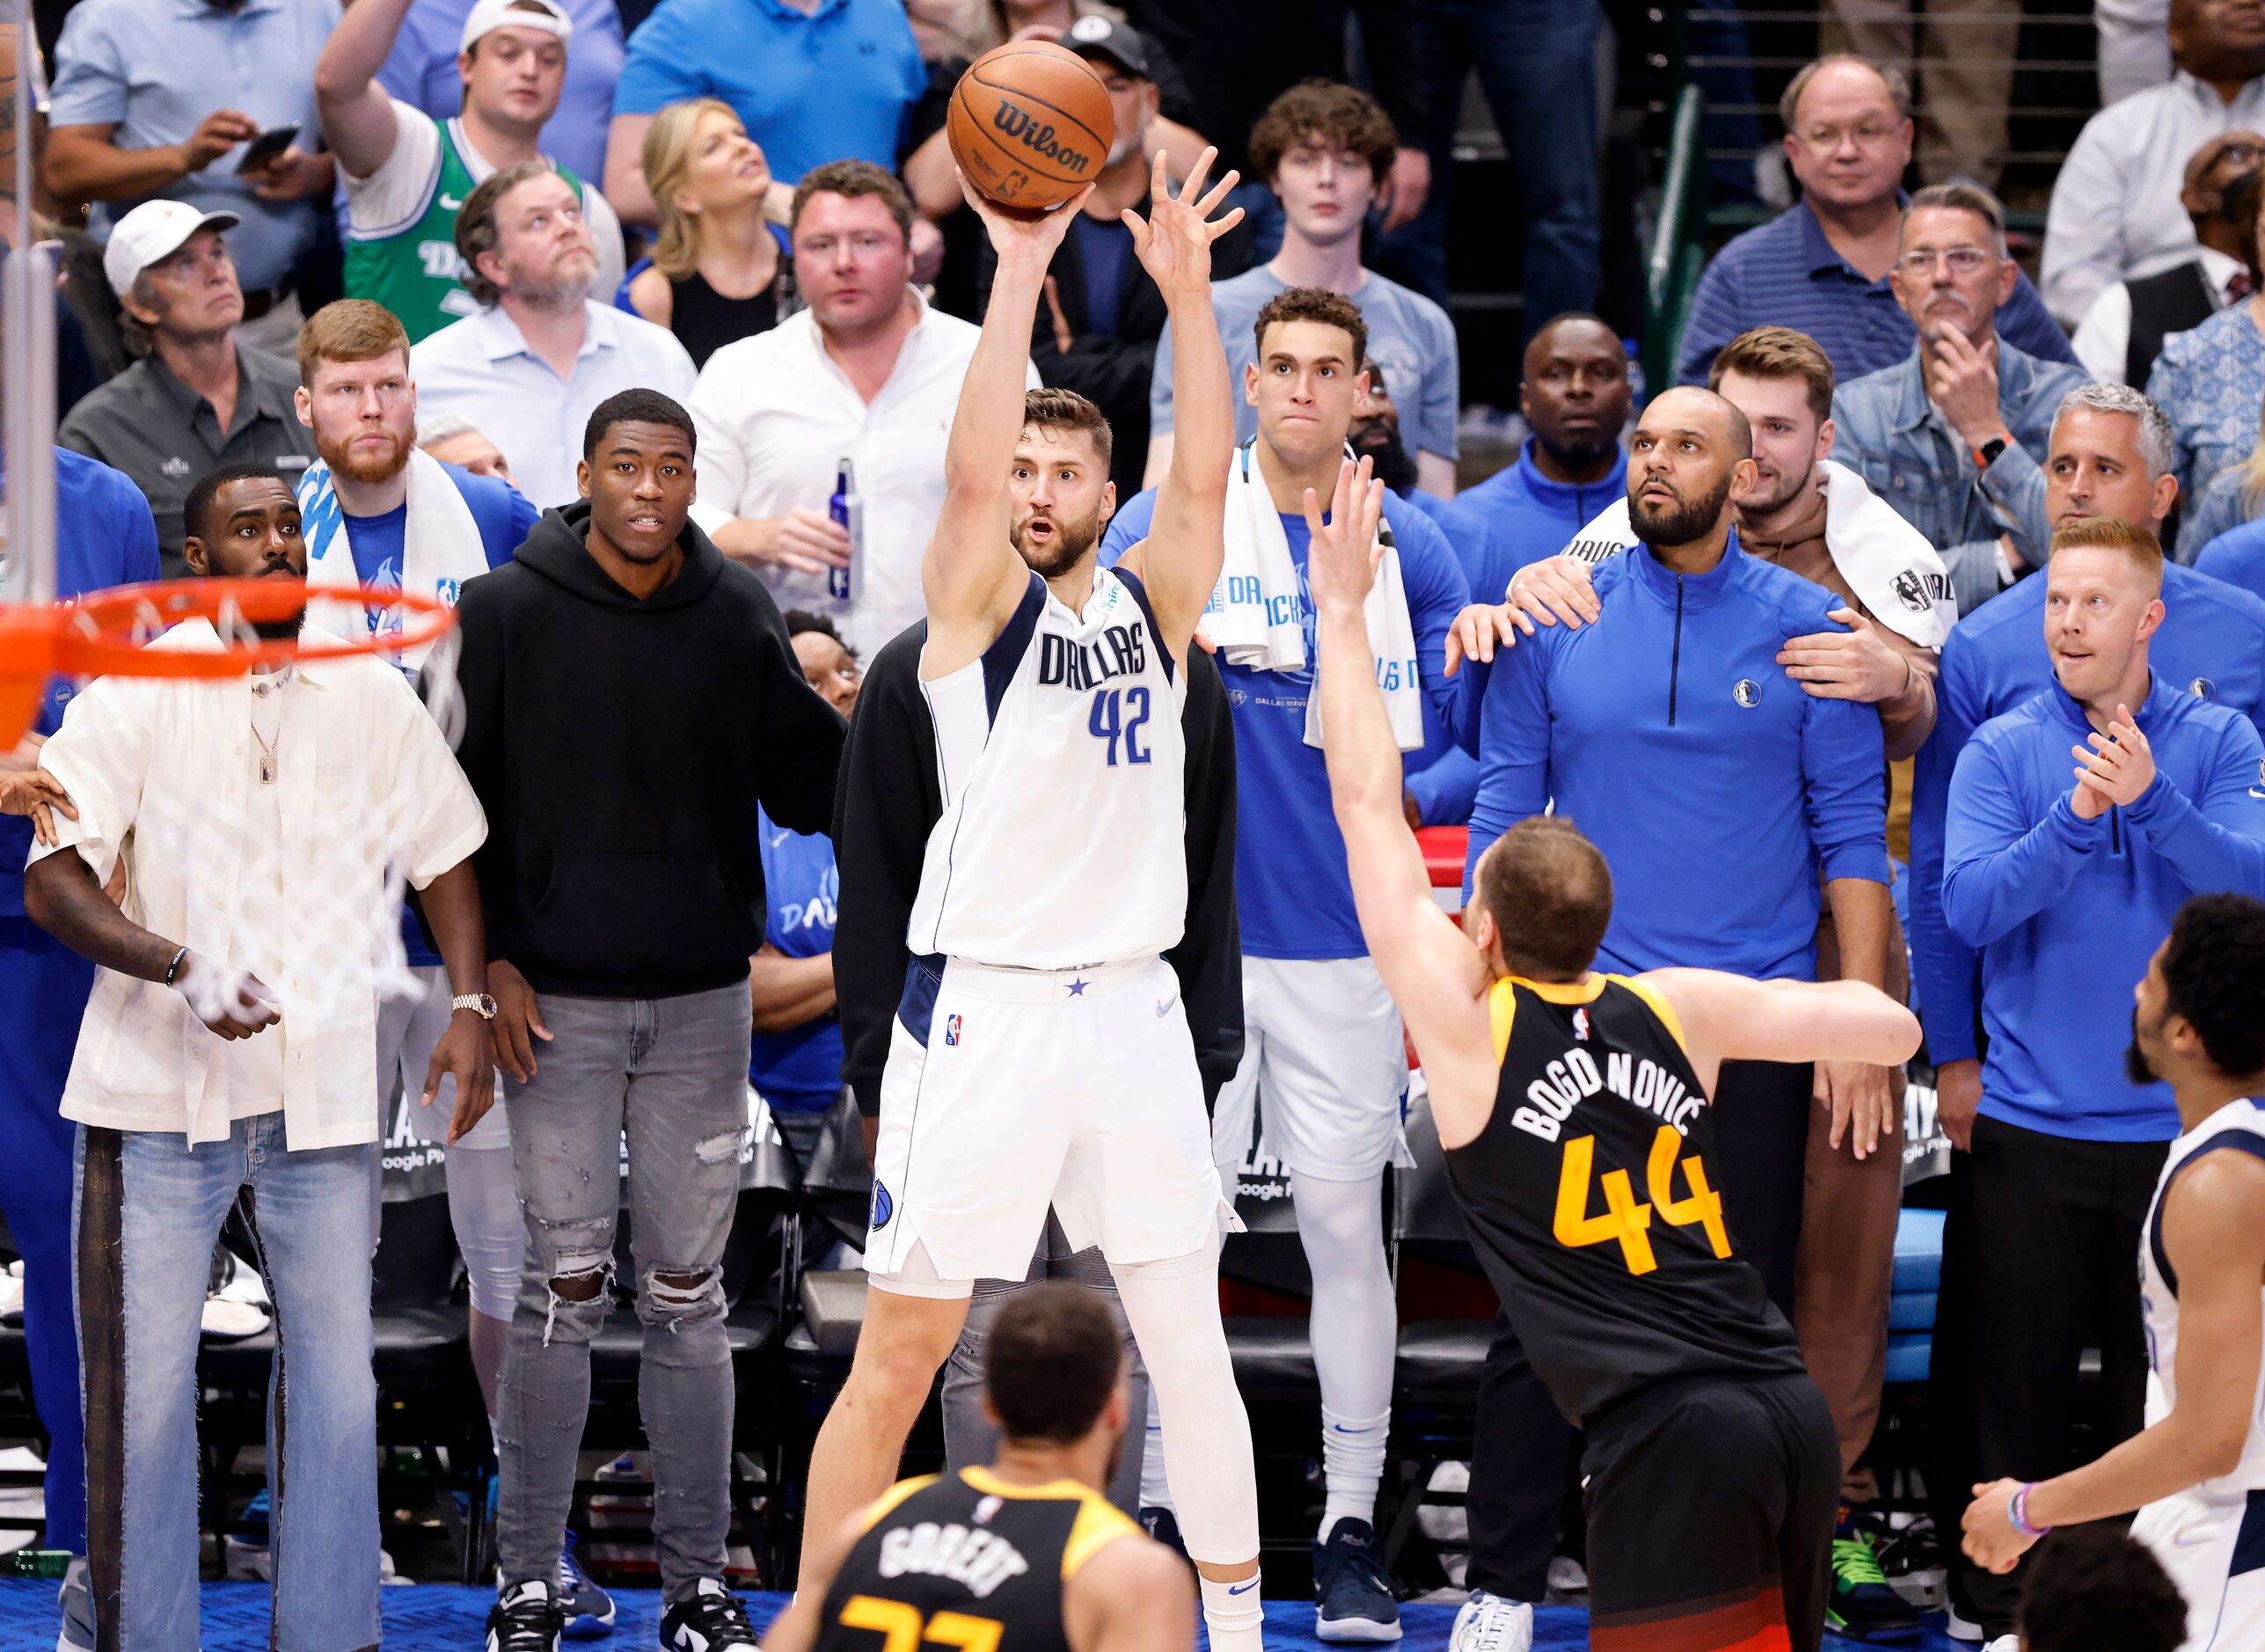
908;567;1188;969
2140;1097;2265;1492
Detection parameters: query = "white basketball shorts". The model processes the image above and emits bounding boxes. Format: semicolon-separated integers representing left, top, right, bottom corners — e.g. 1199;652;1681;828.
865;953;1238;1291
2132;1482;2265;1651
1211;954;1411;1182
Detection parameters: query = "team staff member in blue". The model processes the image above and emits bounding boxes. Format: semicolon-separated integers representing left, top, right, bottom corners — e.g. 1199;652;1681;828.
0;449;162;1650
1911;386;2265;1161
1102;286;1469;1641
1940;515;2265;1647
2195;511;2265;602
1463;384;1896;1314
1902;381;2265;1639
1455;312;1633;589
752;610;856;1160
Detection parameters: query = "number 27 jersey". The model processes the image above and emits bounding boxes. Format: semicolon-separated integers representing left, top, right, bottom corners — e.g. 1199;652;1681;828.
908;568;1188;970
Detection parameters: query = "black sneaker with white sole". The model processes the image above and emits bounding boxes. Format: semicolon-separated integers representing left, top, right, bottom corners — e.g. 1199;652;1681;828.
1313;1517;1402;1642
660;1578;759;1652
487;1579;566;1652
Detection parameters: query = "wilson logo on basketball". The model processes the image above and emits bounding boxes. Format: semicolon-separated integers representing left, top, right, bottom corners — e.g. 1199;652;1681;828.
990;102;1093;176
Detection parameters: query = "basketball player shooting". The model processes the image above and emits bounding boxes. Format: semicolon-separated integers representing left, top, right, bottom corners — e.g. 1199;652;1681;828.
1304;455;1923;1652
801;150;1271;1649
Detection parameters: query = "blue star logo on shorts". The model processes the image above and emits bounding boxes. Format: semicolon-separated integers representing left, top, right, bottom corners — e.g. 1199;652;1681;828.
1068;977;1088;997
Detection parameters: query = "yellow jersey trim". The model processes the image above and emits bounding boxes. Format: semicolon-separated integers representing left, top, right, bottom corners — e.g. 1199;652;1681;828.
959;1466;1097;1503
1506;973;1610;1005
857;1474;940;1534
1612;974;1691;1058
1059;1495;1142;1579
1488;977;1518;1062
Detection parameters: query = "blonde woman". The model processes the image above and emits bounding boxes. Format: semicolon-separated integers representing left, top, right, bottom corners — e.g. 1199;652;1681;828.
622;99;796;368
2181;395;2265;557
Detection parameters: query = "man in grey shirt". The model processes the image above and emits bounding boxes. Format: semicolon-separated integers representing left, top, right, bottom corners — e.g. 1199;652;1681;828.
57;201;312;576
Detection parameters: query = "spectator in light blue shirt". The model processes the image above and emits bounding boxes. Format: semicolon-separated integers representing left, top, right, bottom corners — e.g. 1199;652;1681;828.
376;0;621;184
602;0;923;225
1676;55;2077;389
1830;183;2091;614
47;0;341;304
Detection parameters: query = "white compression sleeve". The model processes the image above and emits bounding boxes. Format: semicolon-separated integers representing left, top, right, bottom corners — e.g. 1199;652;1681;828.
1109;1244;1259;1569
1291;1170;1396;1535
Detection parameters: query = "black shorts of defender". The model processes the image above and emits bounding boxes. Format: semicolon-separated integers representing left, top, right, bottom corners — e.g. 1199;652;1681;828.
1581;1371;1840;1652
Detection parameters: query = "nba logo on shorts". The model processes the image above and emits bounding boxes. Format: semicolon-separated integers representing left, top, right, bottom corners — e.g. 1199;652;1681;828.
945;1013;963;1047
1572;1007;1590;1042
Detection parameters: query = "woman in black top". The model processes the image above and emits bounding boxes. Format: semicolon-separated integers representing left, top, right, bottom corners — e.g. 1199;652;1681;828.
625;99;798;368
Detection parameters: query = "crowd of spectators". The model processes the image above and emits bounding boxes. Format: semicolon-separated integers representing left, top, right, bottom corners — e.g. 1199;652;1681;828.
7;3;2265;1650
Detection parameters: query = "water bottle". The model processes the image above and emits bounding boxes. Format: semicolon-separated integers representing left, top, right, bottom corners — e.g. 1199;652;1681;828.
9;1550;73;1579
828;458;861;603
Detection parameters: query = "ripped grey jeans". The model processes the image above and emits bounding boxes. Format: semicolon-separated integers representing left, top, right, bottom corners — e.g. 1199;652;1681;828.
494;982;753;1601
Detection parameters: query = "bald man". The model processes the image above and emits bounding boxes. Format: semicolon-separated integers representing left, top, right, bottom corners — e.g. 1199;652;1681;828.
1451;385;1893;1642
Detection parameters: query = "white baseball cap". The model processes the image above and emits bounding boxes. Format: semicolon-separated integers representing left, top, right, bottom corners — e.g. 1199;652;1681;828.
103;200;240;297
460;0;572;55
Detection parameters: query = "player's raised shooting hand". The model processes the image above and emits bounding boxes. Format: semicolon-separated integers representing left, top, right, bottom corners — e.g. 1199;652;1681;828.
1304;456;1385;620
1124;147;1244;296
958;168;1092;267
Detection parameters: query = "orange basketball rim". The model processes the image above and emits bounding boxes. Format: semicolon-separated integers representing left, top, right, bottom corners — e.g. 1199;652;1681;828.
0;577;457;750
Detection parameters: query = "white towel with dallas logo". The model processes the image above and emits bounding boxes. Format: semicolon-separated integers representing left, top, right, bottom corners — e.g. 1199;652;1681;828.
297;447;487;669
1557;460;1953;648
1211;441;1424;750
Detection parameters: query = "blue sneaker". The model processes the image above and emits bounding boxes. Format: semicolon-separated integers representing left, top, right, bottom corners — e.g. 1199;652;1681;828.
1312;1517;1400;1643
556;1530;616;1639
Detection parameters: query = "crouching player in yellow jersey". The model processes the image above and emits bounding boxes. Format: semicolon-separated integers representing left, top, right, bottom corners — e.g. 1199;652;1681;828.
770;1283;1196;1652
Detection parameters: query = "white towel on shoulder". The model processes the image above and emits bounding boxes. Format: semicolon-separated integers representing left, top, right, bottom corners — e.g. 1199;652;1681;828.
1557;461;1953;649
1209;442;1424;750
298;447;489;669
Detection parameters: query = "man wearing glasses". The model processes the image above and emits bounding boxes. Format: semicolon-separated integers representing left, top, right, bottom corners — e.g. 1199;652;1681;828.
1829;183;2093;616
1676;55;2077;390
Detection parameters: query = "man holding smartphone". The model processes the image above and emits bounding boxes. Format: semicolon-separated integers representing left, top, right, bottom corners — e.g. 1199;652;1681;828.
46;0;338;350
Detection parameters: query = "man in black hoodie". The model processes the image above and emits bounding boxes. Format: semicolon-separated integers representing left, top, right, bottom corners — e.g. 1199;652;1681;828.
453;387;844;1652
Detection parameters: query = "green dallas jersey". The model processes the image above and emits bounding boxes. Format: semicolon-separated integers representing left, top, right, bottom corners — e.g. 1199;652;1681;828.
344;113;605;343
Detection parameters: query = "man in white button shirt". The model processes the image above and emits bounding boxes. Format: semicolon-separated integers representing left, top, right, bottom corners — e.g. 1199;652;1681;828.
689;159;1040;651
2073;130;2263;385
21;462;493;1652
2042;0;2265;327
411;159;696;506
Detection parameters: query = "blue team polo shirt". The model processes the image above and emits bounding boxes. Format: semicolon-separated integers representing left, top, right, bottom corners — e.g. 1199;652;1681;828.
752;807;842;1112
610;0;924;183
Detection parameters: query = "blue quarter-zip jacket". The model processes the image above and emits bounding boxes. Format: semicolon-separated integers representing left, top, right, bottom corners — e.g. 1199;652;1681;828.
1458;437;1631;595
1943;673;2265;1140
1909;563;2265;1065
1463;532;1890;980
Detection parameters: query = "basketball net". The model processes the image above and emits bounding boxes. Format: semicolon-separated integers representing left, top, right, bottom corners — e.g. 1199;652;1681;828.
36;581;467;1049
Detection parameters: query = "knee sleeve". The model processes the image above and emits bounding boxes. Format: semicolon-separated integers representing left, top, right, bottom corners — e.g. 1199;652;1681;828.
1290;1172;1397;1422
1113;1246;1257;1567
444;1144;525;1323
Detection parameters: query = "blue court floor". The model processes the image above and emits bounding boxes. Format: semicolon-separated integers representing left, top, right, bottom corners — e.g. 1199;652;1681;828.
0;1580;1970;1649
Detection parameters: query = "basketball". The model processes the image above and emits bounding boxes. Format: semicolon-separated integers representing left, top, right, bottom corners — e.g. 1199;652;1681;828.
947;41;1114;212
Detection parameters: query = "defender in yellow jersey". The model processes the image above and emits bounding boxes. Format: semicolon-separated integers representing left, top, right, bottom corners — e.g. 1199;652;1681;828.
1301;454;1923;1652
769;1284;1194;1652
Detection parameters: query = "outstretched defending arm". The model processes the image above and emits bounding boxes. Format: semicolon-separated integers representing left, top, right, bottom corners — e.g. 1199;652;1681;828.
1114;150;1244;660
1311;455;1500;1141
1640;968;1920;1100
920;179;1091;679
